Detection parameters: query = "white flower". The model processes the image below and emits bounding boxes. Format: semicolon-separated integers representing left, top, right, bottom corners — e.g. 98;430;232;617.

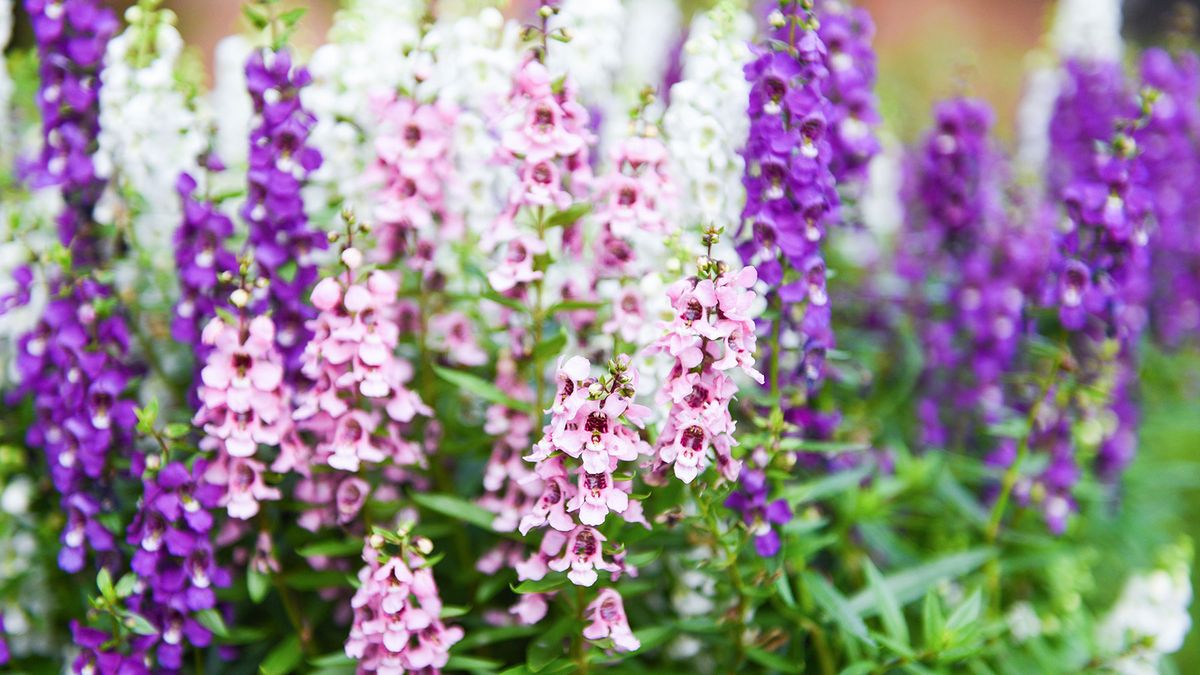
663;7;753;237
302;0;427;214
1052;0;1123;62
547;0;625;104
211;35;254;168
96;19;204;259
1005;601;1042;643
1100;565;1193;673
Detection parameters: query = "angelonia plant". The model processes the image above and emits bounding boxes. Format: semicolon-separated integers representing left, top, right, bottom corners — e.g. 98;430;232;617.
1;0;1199;673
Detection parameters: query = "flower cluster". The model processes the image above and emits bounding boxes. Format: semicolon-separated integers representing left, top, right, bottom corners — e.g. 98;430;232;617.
1138;49;1200;346
24;0;118;261
242;47;326;380
490;55;593;259
522;356;651;587
16;279;135;572
303;0;426;214
171;158;237;354
897;98;1029;450
193;310;289;519
1099;565;1193;674
290;247;430;476
345;534;463;673
368;98;460;269
81;459;228;673
663;7;752;236
650;259;763;484
817;0;881;186
739;2;839;390
94;6;202;258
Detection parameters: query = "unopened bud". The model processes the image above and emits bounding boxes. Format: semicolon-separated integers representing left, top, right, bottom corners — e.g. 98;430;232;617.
341;247;364;270
230;288;250;308
414;536;434;556
368;534;385;550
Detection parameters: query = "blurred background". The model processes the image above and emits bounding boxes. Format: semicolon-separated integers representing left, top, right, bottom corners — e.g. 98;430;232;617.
4;0;1200;667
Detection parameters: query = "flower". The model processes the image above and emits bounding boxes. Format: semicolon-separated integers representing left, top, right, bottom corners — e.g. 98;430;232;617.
724;468;792;557
650;261;762;484
345;537;464;673
242;47;326;381
583;588;640;652
194;312;291;519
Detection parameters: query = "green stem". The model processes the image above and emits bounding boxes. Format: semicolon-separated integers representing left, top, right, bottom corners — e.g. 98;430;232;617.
693;484;748;668
572;585;590;674
983;349;1063;609
531;207;548;414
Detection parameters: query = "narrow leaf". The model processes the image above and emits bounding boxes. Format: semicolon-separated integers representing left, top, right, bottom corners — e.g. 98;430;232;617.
846;548;995;616
864;559;908;644
412;492;496;531
804;572;874;645
195;608;230;638
260;635;303;675
433;365;536;414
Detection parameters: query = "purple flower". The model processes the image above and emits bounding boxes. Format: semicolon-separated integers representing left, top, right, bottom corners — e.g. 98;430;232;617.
817;0;882;186
173;159;237;353
14;280;135;572
241;48;325;382
23;0;117;264
725;468;792;557
739;2;840;393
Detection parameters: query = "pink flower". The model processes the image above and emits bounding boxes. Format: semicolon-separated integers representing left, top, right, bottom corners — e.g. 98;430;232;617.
510;593;550;626
518;462;576;535
428;312;488;367
194;313;292;518
293;252;429;478
487;235;547;293
649;262;762;484
568;469;629;526
547;526;618;587
583;588;640;652
205;456;280;520
346;539;463;673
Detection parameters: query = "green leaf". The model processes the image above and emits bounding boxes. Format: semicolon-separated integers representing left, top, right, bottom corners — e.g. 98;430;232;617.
296;539;363;558
279;7;307;26
746;647;800;672
846;548;995;616
124;612;159;636
276;260;298;284
784;466;872;505
531;328;568;363
777;438;872;454
248;568;270;604
544;202;592;229
241;4;269;29
527;618;571;672
309;652;357;668
630;625;674;653
412;492;496;531
441;605;471;619
214;306;237;326
511;576;566;594
433;365;536;414
945;589;983;635
921;593;945;650
163;423;192;440
97;568;116;603
260;635;303;675
114;573;137;599
775;572;798;609
839;662;877;675
455;624;541;651
804;572;874;645
195;608;230;638
547;299;607;314
446;655;503;671
283;570;353;590
864;559;908;645
135;399;159;435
